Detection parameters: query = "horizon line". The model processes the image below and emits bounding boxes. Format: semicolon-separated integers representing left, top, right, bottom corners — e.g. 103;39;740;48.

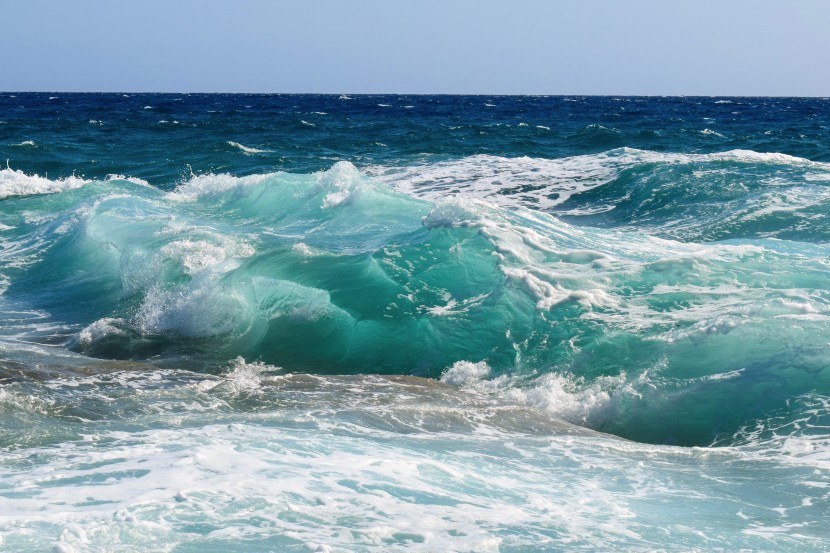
3;91;830;99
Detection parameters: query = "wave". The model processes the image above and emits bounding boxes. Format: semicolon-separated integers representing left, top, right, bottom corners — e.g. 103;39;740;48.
0;168;153;200
370;148;830;242
1;161;828;445
0;167;88;199
226;140;268;154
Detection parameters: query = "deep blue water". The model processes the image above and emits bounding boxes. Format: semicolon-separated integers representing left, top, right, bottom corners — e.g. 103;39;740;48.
1;94;829;552
4;94;830;183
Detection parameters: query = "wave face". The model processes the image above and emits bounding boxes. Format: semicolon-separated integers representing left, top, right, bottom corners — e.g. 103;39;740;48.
2;94;830;551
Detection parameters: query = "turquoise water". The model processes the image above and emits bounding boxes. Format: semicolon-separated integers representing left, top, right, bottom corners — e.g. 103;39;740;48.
1;94;829;551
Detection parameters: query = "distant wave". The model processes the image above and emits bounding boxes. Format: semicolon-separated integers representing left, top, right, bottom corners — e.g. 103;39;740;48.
226;141;268;154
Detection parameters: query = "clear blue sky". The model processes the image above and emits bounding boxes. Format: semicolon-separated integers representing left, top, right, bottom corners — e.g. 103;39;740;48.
2;0;829;95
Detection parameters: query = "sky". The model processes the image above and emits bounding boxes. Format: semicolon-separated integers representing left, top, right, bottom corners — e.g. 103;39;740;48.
2;0;829;95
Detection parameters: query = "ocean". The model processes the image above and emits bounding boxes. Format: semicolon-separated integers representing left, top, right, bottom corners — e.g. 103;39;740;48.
1;93;829;551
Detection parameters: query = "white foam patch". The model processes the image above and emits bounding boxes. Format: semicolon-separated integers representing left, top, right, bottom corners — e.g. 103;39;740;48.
739;186;830;222
217;356;281;394
167;162;366;210
103;174;152;188
167;172;273;201
501;266;618;310
131;250;254;338
421;196;673;316
441;360;631;428
421;293;490;317
78;318;128;345
0;168;88;199
440;360;490;386
423;193;830;339
367;148;830;212
291;242;323;258
317;161;365;208
370;152;624;210
158;238;254;276
227;141;268;154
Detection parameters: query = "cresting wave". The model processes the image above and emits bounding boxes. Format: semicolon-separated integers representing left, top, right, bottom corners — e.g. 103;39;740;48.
226;141;269;154
371;147;830;242
0;167;151;200
0;154;829;447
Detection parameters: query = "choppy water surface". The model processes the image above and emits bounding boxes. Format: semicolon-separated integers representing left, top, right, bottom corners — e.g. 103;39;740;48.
1;94;829;552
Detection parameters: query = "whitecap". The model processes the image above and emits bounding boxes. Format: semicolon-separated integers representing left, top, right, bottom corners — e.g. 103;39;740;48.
227;141;267;154
104;174;152;187
0;168;88;199
166;172;272;202
440;360;491;386
367;147;828;213
78;318;128;345
439;359;629;428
